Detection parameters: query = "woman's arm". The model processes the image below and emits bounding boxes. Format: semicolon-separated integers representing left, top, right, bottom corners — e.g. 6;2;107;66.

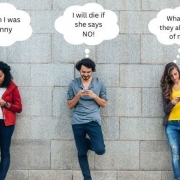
9;87;22;113
162;94;174;114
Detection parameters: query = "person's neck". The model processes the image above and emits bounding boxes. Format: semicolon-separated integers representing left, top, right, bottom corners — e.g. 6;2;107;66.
174;79;180;85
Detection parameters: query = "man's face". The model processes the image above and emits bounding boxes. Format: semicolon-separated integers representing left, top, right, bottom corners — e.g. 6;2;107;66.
80;65;92;81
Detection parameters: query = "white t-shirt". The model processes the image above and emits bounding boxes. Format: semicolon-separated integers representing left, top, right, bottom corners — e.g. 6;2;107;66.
0;88;6;119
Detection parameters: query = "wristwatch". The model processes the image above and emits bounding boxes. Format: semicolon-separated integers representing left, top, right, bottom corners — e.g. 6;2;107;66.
4;102;8;108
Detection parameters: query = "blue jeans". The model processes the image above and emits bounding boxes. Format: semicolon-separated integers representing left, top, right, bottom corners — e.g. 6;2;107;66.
72;121;105;180
166;121;180;180
0;121;14;180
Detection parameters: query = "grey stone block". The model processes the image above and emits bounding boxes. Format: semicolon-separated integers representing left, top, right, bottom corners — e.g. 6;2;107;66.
96;64;119;87
53;87;73;117
142;88;164;117
30;141;51;169
141;35;180;64
19;87;52;116
120;64;163;88
118;171;161;180
31;64;74;86
0;47;6;62
31;116;73;139
10;140;31;170
53;0;95;10
95;141;139;170
0;0;8;2
12;116;31;140
140;141;172;170
120;12;157;34
142;0;180;10
10;64;31;86
101;117;119;140
30;11;61;34
92;171;118;180
8;0;52;10
161;171;174;180
6;34;51;63
73;171;83;180
29;170;73;180
97;0;141;10
97;35;140;64
120;118;165;140
101;88;141;117
6;170;29;180
73;170;118;180
10;140;51;170
51;140;94;169
52;34;96;63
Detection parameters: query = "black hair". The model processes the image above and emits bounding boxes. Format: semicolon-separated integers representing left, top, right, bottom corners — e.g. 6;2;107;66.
75;58;96;72
0;61;13;87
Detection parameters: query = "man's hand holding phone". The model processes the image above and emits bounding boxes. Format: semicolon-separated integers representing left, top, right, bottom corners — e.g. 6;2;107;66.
83;87;88;91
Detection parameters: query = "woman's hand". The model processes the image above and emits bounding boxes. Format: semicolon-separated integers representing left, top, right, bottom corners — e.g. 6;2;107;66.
0;99;6;106
171;97;180;105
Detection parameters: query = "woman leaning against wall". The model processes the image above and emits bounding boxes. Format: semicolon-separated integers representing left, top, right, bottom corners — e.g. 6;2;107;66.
0;61;22;180
161;62;180;180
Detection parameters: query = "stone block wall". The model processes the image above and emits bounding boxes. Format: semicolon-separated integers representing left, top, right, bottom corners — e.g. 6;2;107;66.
0;0;179;179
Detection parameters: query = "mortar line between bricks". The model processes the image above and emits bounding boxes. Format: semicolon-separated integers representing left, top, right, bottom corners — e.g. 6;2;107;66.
50;33;52;63
140;33;142;64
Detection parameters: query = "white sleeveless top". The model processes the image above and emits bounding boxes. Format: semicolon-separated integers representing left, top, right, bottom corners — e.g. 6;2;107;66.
0;88;6;119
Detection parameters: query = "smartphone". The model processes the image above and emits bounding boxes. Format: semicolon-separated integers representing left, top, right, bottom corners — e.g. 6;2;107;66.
83;87;88;91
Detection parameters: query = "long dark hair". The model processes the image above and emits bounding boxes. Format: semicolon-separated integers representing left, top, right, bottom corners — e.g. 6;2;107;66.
0;61;13;87
160;62;180;99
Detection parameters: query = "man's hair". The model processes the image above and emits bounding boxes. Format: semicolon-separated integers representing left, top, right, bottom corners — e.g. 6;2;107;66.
75;58;96;72
0;61;13;87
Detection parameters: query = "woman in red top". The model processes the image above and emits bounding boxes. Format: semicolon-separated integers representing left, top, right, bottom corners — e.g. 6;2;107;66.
0;61;22;180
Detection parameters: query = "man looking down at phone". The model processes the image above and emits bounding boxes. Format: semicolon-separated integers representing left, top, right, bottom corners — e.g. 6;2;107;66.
67;58;107;180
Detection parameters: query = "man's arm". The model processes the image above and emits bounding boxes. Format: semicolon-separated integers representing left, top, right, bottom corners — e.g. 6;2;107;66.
67;90;85;109
94;81;107;107
67;93;80;109
94;95;107;107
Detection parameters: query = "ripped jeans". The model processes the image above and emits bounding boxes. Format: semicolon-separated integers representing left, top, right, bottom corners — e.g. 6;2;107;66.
166;121;180;180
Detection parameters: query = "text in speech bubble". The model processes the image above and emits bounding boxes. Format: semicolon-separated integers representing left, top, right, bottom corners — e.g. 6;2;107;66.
148;7;180;45
54;3;119;45
0;3;32;46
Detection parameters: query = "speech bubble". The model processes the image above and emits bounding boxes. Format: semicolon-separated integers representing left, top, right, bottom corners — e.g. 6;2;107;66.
0;3;32;46
148;7;180;45
54;3;119;45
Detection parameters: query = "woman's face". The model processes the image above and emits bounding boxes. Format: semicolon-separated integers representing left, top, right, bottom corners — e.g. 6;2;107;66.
0;70;5;85
169;67;180;84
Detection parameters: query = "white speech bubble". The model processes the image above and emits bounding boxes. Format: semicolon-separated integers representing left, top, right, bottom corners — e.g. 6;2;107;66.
54;3;119;45
148;7;180;45
0;3;32;46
